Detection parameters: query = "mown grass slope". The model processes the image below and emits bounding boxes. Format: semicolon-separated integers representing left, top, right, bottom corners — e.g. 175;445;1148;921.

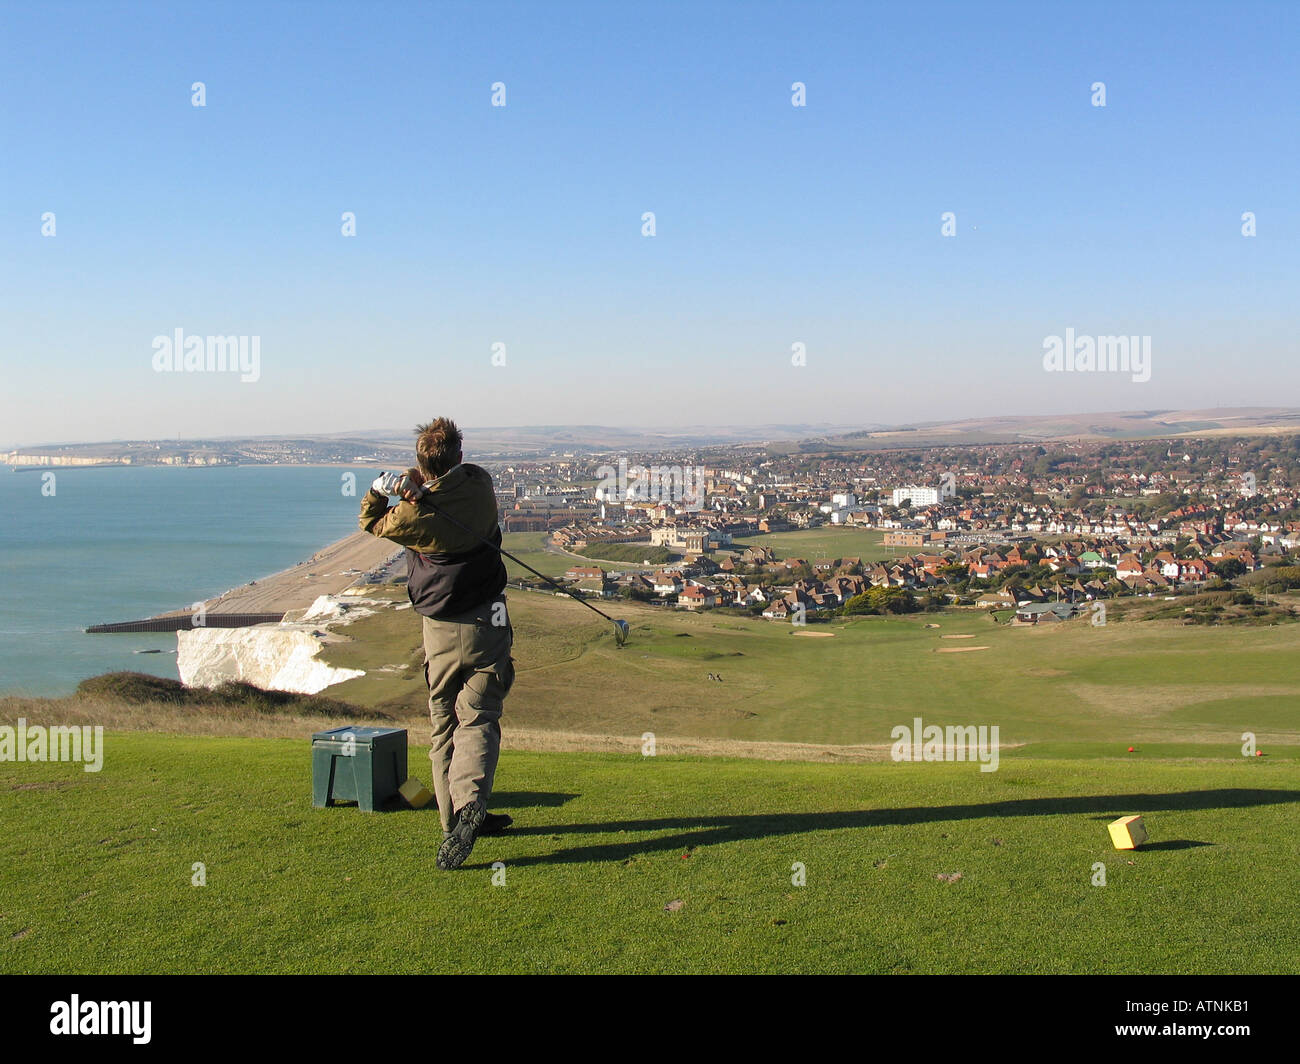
2;733;1297;974
318;589;1300;750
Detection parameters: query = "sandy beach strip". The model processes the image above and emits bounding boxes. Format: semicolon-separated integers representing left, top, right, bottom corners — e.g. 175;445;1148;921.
152;532;404;618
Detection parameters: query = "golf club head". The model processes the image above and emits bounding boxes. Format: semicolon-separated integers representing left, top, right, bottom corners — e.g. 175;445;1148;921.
613;619;630;647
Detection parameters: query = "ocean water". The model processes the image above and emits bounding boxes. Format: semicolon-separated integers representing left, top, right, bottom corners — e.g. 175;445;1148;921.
0;465;381;697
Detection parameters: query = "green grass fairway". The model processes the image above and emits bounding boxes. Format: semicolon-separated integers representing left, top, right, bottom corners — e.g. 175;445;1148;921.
500;532;579;579
320;590;1300;751
503;527;895;577
3;733;1298;974
726;527;891;562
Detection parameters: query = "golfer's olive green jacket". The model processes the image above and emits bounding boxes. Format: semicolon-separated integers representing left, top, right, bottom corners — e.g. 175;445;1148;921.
359;464;499;553
359;463;507;617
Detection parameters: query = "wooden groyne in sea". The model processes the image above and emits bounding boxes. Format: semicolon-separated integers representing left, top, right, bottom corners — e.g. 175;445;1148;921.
86;613;285;634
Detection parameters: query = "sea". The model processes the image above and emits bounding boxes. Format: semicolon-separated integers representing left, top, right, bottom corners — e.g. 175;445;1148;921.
0;464;378;697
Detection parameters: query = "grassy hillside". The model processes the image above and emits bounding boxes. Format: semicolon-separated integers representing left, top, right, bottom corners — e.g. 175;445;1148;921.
313;588;1300;752
6;572;1298;976
575;542;672;565
500;532;575;579
502;531;670;571
726;527;892;562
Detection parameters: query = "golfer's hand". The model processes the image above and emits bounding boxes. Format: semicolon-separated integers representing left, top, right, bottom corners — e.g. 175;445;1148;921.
371;472;407;497
400;469;426;502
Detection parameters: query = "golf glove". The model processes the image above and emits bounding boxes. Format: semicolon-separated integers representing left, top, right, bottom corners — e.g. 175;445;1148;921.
372;472;410;497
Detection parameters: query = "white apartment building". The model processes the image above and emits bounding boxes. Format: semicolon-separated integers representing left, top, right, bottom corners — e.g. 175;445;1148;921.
892;485;940;507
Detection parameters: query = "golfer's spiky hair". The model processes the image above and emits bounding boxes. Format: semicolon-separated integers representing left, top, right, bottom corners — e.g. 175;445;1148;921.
415;417;463;479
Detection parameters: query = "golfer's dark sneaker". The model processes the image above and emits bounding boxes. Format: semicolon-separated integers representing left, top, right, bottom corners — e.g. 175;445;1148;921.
481;812;513;835
437;800;487;870
437;812;509;846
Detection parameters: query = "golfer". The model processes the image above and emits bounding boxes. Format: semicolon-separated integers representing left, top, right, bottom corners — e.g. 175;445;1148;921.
359;417;513;870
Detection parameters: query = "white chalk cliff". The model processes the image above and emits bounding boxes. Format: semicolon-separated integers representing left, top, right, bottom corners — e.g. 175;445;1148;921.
177;594;394;694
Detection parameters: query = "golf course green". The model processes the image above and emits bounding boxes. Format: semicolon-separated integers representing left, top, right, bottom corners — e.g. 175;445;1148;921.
3;570;1297;975
319;586;1300;750
2;735;1297;974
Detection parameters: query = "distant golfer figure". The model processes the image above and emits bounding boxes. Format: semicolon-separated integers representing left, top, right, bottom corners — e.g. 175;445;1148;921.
359;417;513;869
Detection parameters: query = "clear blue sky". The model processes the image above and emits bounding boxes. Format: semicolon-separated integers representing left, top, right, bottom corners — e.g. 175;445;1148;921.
1;0;1297;447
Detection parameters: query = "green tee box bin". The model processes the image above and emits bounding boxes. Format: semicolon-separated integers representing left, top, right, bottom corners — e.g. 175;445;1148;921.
312;726;408;812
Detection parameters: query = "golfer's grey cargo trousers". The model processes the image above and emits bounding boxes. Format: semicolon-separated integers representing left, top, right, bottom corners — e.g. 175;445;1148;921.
421;594;514;833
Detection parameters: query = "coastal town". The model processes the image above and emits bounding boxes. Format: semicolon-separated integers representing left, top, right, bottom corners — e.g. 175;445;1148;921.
491;434;1300;625
8;428;1299;627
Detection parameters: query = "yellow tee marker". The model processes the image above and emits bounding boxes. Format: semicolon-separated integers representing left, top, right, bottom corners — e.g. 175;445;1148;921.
1108;815;1148;850
398;777;434;810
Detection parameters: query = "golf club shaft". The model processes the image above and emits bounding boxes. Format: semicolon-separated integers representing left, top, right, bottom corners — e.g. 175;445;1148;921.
415;494;622;626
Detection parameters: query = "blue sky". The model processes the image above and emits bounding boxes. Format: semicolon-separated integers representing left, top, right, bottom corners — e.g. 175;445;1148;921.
1;0;1297;447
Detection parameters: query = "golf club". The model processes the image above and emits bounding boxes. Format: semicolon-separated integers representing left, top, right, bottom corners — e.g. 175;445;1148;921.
396;476;630;647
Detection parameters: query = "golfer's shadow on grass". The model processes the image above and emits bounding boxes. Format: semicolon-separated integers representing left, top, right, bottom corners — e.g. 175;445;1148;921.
495;788;1299;867
379;791;579;814
490;791;579;810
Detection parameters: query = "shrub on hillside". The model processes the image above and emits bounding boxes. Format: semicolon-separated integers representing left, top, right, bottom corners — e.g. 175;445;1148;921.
76;672;190;704
575;543;671;564
842;587;917;615
75;671;385;720
1259;565;1300;590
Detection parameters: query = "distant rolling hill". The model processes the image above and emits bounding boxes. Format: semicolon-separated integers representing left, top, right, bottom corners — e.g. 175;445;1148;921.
14;408;1300;464
336;423;886;454
346;408;1300;455
784;407;1300;452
